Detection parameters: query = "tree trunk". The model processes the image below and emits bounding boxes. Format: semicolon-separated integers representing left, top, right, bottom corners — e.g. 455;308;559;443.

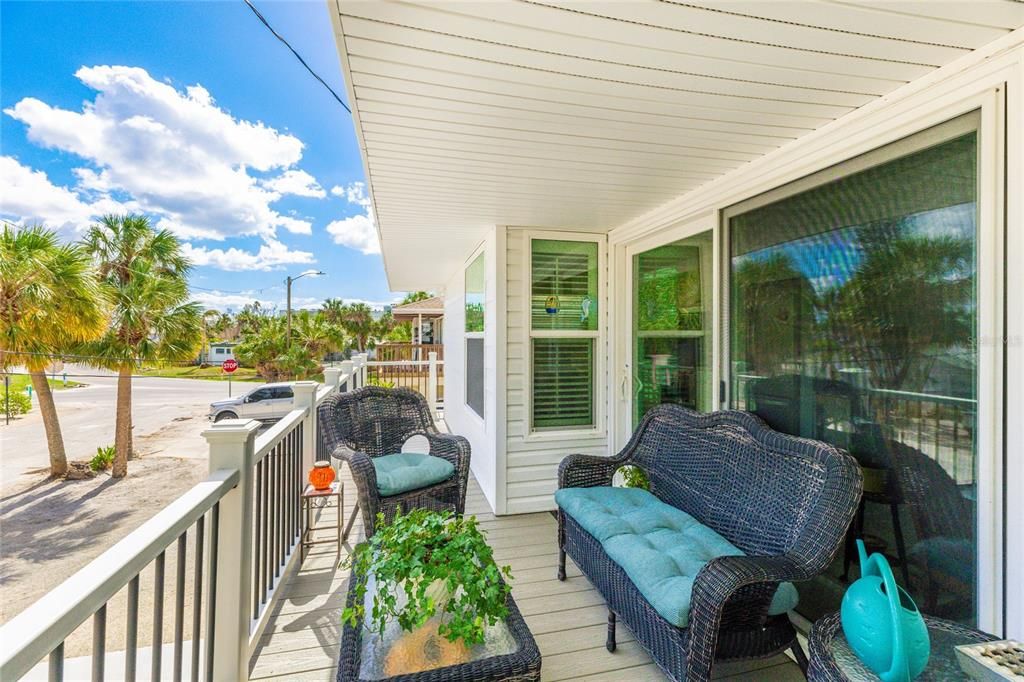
29;370;68;478
112;367;132;478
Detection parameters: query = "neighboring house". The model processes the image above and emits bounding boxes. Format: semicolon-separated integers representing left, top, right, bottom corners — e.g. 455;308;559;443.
390;295;444;344
200;341;239;366
329;3;1024;637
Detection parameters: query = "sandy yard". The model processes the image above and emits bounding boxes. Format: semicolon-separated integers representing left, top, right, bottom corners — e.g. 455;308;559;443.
1;446;209;656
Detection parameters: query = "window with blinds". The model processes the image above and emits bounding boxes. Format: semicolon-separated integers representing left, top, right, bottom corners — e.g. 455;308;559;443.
530;238;599;431
533;338;594;428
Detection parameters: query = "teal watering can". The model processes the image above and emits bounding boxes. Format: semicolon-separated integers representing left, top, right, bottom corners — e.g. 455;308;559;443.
840;540;930;681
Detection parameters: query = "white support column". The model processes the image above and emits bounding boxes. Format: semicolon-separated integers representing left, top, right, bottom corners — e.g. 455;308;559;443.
323;367;341;393
359;353;369;387
339;360;354;392
427;351;438;418
202;419;260;682
292;381;318;471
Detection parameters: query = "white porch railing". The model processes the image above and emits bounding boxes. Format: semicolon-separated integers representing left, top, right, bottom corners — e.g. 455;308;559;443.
0;356;367;682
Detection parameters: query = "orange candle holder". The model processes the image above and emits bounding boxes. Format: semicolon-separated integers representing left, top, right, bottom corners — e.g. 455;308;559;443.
309;460;336;490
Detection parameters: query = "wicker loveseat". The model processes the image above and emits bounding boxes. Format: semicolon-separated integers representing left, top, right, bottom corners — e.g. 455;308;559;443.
319;386;471;538
556;405;862;681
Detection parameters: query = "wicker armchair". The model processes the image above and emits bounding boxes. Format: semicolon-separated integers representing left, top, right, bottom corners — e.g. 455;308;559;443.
319;386;470;538
557;405;862;682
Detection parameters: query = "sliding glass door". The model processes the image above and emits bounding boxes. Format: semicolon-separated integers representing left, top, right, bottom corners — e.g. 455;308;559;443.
629;231;714;427
726;118;982;624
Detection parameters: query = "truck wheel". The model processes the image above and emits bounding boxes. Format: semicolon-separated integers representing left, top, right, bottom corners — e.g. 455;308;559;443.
215;411;237;422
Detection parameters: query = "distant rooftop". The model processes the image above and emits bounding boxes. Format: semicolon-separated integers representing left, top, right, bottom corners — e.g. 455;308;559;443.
391;295;444;316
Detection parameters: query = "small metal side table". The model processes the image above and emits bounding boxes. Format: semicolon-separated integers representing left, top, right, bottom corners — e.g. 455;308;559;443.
808;611;998;681
301;480;346;560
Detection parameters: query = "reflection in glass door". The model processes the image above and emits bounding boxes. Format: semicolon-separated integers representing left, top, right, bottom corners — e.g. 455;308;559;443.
728;127;980;625
632;231;713;426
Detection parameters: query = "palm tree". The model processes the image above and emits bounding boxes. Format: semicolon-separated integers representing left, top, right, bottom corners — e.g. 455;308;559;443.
84;214;202;478
400;291;432;305
0;224;106;476
338;302;376;352
292;310;347;360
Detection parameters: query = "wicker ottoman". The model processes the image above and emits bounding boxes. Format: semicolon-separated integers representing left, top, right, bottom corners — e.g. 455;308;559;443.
337;570;541;682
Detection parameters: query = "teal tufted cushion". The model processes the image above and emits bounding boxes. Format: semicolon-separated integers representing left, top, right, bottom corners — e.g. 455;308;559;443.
372;453;455;497
555;486;799;628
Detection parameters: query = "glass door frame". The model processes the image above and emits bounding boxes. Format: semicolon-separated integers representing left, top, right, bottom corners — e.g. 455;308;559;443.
719;103;1005;634
613;213;721;449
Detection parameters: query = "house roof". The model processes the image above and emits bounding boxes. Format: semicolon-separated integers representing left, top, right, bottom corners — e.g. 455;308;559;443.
391;295;445;318
328;1;1024;290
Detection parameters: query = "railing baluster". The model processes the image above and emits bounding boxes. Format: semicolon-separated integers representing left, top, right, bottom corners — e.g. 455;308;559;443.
261;456;269;605
92;605;106;682
286;431;293;550
152;550;165;680
274;443;281;580
254;456;263;619
204;503;219;682
48;641;63;682
173;533;186;682
125;575;139;681
190;515;205;682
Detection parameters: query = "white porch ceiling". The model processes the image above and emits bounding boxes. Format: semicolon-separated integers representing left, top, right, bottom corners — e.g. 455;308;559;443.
328;0;1024;290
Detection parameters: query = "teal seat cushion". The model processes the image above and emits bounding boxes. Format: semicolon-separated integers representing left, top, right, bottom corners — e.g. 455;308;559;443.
372;453;455;497
554;486;799;628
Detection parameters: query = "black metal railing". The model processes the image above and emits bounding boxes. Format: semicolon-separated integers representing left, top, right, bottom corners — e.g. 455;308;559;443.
251;417;304;623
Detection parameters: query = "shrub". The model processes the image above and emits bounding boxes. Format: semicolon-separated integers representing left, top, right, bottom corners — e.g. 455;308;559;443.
367;376;396;388
3;389;31;418
89;445;116;472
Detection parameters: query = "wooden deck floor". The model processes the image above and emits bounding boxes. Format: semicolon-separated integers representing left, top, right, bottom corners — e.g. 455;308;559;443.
248;470;804;681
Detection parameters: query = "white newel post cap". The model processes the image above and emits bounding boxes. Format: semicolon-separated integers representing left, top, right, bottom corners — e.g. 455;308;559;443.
202;419;261;470
323;367;342;388
292;380;319;402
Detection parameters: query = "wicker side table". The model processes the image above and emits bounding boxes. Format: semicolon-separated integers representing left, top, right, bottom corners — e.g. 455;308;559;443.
301;481;347;560
808;611;998;681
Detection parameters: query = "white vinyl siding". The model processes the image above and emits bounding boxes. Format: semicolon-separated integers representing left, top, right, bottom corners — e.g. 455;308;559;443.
505;229;608;514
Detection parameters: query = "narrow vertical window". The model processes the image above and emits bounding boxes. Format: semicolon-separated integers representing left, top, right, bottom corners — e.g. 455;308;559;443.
530;239;598;430
465;252;485;418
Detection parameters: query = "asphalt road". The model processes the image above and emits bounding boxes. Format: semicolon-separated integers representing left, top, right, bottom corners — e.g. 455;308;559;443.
0;367;235;487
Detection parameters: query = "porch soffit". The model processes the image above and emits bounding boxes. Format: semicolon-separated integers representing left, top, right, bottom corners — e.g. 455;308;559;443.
328;0;1024;290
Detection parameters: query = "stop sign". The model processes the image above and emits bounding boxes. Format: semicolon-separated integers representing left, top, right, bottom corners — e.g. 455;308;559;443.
222;359;238;373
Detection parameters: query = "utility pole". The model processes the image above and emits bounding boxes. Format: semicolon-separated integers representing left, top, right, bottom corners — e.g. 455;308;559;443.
286;270;325;347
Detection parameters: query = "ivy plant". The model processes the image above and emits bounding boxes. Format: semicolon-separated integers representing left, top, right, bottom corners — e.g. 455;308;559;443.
342;508;512;645
617;464;650;490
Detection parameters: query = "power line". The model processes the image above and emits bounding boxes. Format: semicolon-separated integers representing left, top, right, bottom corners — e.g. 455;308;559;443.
241;0;352;114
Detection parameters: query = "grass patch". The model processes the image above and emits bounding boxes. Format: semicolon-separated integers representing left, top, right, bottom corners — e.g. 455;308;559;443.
3;374;83;392
139;365;263;382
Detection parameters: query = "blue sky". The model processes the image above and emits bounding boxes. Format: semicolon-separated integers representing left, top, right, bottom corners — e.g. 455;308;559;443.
1;0;397;311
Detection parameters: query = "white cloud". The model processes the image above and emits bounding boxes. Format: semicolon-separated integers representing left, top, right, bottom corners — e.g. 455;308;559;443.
0;156;128;234
331;181;371;207
326;181;379;255
182;238;314;272
3;65;311;243
262;169;325;199
191;290;275;311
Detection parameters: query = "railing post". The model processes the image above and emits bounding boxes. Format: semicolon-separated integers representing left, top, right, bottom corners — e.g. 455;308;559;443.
427;351;438;418
339;360;354;392
292;381;318;473
323;367;341;394
202;419;260;682
360;353;369;386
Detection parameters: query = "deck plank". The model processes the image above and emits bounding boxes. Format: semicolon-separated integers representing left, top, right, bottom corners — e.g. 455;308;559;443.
248;465;800;681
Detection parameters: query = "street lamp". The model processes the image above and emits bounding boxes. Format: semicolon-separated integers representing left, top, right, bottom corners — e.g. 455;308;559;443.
286;269;325;346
